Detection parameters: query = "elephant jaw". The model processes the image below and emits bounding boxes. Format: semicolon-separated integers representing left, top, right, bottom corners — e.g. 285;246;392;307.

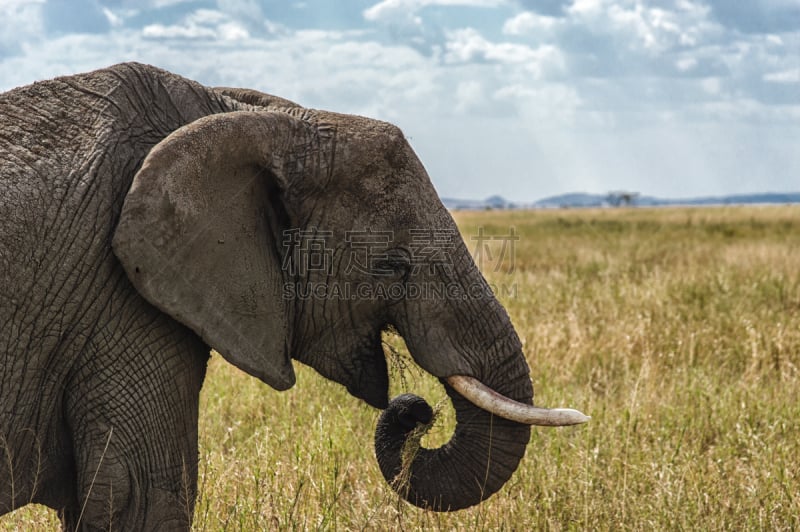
445;375;590;426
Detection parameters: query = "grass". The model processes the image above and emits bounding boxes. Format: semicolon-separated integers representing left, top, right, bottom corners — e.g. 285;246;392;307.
3;205;799;530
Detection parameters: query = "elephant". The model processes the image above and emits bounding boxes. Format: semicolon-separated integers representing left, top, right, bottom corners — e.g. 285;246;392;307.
0;62;588;529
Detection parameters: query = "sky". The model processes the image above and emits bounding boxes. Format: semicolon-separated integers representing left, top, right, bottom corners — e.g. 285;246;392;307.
1;0;798;202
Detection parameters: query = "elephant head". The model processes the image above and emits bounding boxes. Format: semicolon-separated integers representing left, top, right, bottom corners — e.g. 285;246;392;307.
112;103;588;511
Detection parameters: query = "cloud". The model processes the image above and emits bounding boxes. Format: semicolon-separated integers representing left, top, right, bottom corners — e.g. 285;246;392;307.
444;27;566;79
502;12;561;35
102;7;125;27
0;0;45;56
764;68;799;84
159;0;201;5
705;0;800;34
515;0;570;17
363;0;507;22
454;79;485;112
217;0;263;20
494;82;582;122
215;0;287;36
499;0;799;112
501;0;733;87
363;0;418;22
142;9;244;39
565;0;723;54
0;0;797;200
139;7;287;40
84;0;199;10
361;0;512;56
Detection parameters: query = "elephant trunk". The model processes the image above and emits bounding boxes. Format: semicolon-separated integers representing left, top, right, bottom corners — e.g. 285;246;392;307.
374;357;534;511
374;228;588;510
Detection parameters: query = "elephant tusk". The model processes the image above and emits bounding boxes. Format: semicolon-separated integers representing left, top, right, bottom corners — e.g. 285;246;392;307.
446;375;590;427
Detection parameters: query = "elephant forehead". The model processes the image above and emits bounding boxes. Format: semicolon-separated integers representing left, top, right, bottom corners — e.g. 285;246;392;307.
311;110;406;150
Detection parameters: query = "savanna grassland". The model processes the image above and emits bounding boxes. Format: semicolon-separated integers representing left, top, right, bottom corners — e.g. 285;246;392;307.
4;206;799;530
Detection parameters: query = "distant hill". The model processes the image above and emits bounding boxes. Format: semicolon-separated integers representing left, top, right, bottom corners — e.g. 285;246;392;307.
653;192;800;207
533;193;609;208
442;196;518;210
442;192;800;210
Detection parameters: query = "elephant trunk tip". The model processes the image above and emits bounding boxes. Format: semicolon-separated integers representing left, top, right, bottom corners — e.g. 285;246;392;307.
374;390;531;512
374;376;588;512
374;394;440;507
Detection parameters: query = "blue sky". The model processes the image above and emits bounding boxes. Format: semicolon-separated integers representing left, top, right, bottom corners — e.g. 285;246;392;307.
1;0;798;201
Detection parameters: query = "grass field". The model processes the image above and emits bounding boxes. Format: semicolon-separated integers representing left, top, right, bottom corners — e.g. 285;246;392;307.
4;205;799;530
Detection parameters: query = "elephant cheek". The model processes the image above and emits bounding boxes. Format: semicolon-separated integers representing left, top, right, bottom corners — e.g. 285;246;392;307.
345;351;389;409
299;343;390;409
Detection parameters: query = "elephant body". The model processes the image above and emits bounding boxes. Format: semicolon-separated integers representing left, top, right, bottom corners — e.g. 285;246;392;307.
1;63;583;529
1;64;230;528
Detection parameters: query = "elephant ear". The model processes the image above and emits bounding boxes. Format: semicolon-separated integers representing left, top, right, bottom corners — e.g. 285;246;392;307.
214;87;303;110
113;111;312;390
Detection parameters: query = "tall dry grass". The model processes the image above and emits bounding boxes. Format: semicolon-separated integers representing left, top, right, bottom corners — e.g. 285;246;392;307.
3;206;799;530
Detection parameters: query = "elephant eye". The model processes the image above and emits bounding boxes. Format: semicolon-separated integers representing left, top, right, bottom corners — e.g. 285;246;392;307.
373;248;411;277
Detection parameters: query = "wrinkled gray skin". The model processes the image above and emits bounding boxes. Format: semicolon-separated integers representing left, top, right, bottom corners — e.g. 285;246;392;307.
0;63;533;528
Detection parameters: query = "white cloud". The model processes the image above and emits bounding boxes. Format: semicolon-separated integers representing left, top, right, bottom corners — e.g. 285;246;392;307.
142;9;250;40
444;27;565;78
143;23;217;39
363;0;507;22
454;80;484;112
494;83;582;122
1;0;798;200
567;0;604;17
216;0;263;19
502;12;561;35
215;0;279;36
764;68;799;83
150;0;199;7
701;77;721;95
188;9;228;25
434;0;506;4
217;22;249;40
363;0;421;27
675;56;697;72
567;0;722;54
102;8;124;28
765;34;782;46
0;0;45;54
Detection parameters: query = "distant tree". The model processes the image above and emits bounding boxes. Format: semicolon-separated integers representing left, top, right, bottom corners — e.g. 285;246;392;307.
485;195;508;209
607;191;640;207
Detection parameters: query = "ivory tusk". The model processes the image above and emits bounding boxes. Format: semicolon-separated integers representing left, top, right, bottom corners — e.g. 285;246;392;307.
446;375;590;427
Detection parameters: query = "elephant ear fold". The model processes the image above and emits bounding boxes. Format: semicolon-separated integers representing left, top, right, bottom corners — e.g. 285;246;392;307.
214;86;303;110
113;111;308;391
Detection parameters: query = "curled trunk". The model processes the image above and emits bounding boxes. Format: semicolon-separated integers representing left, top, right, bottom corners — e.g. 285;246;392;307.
374;375;532;511
373;225;589;510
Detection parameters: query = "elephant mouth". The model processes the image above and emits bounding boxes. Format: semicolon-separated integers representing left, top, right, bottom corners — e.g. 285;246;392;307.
291;320;390;409
331;323;392;410
332;320;591;426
